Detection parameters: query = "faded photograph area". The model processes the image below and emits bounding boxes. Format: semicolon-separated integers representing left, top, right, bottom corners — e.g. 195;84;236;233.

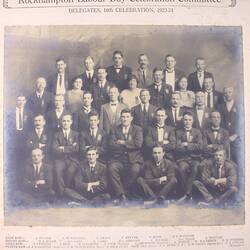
3;26;244;226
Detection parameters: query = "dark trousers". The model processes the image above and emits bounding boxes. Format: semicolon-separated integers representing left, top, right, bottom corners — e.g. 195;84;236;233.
177;159;199;196
108;160;141;198
137;176;177;200
193;180;238;203
54;159;78;196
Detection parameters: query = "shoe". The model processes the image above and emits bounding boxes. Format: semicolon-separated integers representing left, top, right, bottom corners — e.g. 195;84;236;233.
67;201;81;208
197;201;213;208
176;195;191;205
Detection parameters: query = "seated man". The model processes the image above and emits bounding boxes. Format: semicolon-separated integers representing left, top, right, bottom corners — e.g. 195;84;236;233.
203;111;230;158
175;111;204;203
145;108;176;160
73;147;110;206
137;145;177;207
108;108;143;205
193;147;238;207
79;111;108;163
52;114;79;197
16;148;55;206
26;114;52;159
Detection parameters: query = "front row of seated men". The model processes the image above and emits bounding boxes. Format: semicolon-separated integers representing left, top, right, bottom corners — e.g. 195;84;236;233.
16;109;238;208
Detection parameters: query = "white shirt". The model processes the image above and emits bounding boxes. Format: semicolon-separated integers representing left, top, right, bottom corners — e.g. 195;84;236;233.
157;126;164;142
172;107;180;123
141;103;149;112
154;83;162;92
86;70;94;79
98;81;106;88
110;102;118;114
226;100;234;112
33;162;42;177
36;91;44;99
197;71;204;88
62;129;70;140
90;127;98;138
55;109;64;119
211;126;220;139
122;126;130;139
196;107;204;127
165;70;175;91
56;73;66;95
204;91;214;108
35;128;44;138
218;164;223;178
16;107;24;130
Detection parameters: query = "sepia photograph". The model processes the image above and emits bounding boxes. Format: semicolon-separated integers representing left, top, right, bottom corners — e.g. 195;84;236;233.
3;25;245;226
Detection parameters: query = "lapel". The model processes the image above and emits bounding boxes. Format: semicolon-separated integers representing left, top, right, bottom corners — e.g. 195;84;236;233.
115;103;123;122
152;161;162;178
207;129;216;144
105;104;114;123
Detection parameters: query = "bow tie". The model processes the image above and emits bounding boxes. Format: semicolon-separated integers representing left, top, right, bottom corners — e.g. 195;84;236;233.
197;107;204;110
212;128;220;132
185;129;192;132
157;125;164;129
110;103;117;106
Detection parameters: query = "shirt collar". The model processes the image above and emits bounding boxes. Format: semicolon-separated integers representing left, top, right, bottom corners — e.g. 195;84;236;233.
36;91;44;97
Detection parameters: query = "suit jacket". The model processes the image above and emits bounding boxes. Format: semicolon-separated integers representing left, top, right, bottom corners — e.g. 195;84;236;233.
52;129;79;160
27;91;54;116
148;83;173;109
203;90;223;109
72;107;96;132
145;125;176;159
47;72;69;95
192;107;212;131
109;124;143;164
175;127;204;160
203;127;230;157
217;101;240;136
75;70;98;91
90;81;113;113
26;129;52;156
201;159;237;188
131;103;157;133
46;109;70;133
143;158;176;186
23;161;53;194
163;68;185;91
75;161;108;195
99;102;128;134
79;128;108;160
187;71;214;93
165;107;186;129
106;65;132;92
134;68;153;88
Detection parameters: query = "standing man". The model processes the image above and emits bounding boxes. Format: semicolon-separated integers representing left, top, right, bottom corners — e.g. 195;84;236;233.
203;76;223;109
148;67;173;109
52;114;79;198
134;54;153;88
131;89;157;135
192;91;212;132
163;54;185;91
193;148;238;207
175;111;204;203
47;58;69;95
76;56;97;91
99;86;128;134
106;50;132;92
27;77;54;116
187;57;214;93
108;109;143;204
137;145;177;207
145;108;176;161
90;67;113;113
73;91;96;132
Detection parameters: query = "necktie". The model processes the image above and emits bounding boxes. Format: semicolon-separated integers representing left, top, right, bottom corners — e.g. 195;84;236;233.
37;129;41;138
91;129;95;138
143;105;147;125
174;109;178;124
64;132;68;142
59;74;63;87
218;165;222;178
35;164;39;179
90;166;95;173
207;92;211;108
88;73;91;80
18;109;23;130
142;70;146;84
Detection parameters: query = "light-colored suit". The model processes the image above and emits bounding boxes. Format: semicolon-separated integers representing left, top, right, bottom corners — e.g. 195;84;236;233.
134;68;153;88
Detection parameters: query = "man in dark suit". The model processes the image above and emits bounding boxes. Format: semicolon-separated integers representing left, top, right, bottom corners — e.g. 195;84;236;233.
175;111;204;203
106;50;132;92
187;57;214;93
165;91;186;128
217;87;242;165
192;91;212;132
131;89;157;135
108;109;143;204
15;148;55;205
203;76;223;109
90;67;113;113
145;108;176;161
134;54;153;88
73;91;96;132
79;111;108;163
52;114;79;197
148;67;173;109
46;95;70;133
74;56;98;91
27;77;54;116
47;58;69;95
203;111;230;158
137;145;177;207
193;148;238;207
26;114;52;159
72;147;110;206
163;54;185;91
99;86;128;134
